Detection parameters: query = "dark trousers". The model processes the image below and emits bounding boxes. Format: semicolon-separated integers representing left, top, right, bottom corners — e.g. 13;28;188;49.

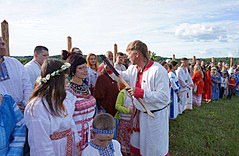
227;88;233;100
219;87;225;99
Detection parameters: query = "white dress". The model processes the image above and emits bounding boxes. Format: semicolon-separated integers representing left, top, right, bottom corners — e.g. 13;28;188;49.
120;62;170;156
168;71;180;119
1;56;32;106
24;59;41;87
176;67;193;113
24;94;79;156
82;140;122;156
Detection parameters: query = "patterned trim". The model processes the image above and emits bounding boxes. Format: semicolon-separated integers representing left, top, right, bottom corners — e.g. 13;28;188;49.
92;128;115;134
90;141;115;156
67;82;91;98
50;128;73;156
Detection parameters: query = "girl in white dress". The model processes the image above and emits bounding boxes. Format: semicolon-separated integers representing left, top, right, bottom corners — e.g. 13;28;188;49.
24;59;79;156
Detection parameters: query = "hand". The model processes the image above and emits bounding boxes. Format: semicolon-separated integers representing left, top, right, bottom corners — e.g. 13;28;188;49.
125;87;135;97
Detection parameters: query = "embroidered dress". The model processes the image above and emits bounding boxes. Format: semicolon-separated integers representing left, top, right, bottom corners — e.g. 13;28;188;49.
0;94;26;156
168;71;180;119
176;67;193;112
66;82;96;152
82;140;122;156
24;95;78;156
114;89;133;154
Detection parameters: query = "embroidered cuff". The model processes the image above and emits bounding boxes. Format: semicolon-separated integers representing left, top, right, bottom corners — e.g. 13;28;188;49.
134;87;144;98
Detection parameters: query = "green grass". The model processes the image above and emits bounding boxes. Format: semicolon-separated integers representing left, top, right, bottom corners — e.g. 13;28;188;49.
169;95;239;156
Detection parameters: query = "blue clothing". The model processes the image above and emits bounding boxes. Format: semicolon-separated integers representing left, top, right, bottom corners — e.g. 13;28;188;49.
0;95;26;156
211;74;220;100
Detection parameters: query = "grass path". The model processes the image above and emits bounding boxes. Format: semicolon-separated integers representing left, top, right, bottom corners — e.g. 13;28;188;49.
169;95;239;156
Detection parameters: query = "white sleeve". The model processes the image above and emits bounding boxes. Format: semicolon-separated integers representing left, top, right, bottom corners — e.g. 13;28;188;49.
25;102;55;156
176;69;187;87
144;67;170;106
19;62;33;105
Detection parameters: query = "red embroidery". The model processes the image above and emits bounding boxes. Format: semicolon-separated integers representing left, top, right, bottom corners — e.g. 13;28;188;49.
50;128;73;156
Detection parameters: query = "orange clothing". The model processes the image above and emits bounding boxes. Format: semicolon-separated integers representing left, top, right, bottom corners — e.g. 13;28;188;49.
192;71;204;95
228;79;236;89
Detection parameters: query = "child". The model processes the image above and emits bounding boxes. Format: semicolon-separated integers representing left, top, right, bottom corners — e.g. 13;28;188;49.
220;72;228;99
82;113;122;156
115;89;134;155
227;74;236;100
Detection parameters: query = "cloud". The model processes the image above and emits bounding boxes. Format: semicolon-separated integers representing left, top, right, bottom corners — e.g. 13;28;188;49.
175;23;227;42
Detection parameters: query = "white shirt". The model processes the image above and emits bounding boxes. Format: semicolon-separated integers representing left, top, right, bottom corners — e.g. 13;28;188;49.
24;59;41;87
82;140;122;156
1;56;32;105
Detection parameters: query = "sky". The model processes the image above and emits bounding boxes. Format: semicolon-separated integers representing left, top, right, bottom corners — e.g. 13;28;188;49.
0;0;239;58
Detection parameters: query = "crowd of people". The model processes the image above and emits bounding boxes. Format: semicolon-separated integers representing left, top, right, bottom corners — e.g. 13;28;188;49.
0;35;238;156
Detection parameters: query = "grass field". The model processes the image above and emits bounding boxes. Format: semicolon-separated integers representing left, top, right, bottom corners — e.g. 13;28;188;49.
169;95;239;156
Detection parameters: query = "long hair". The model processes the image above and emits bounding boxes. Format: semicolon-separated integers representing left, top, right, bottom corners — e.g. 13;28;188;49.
29;59;69;116
86;53;98;71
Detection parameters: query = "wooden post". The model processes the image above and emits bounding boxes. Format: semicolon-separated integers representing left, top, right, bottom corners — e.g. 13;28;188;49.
230;57;233;67
1;20;10;56
211;57;215;66
67;36;72;52
192;56;196;64
113;43;117;63
172;54;175;61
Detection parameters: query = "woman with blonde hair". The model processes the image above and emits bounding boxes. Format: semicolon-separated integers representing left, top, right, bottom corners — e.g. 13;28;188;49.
86;53;99;94
86;53;98;71
192;64;204;106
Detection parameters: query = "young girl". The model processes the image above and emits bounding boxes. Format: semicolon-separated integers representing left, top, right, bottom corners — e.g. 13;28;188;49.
115;89;134;155
24;59;78;156
192;65;204;106
82;113;122;156
227;74;236;100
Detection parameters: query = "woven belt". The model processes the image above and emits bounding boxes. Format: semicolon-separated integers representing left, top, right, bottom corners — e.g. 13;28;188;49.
50;128;73;156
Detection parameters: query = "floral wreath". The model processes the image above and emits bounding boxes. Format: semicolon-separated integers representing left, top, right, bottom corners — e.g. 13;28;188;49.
40;62;71;83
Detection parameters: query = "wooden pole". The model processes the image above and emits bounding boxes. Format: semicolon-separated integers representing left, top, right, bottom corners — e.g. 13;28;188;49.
172;54;175;61
193;56;196;64
113;43;117;63
230;57;233;67
1;20;10;56
67;36;72;52
211;57;215;66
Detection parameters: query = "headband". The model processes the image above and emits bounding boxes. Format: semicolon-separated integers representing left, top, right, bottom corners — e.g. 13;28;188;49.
92;128;115;134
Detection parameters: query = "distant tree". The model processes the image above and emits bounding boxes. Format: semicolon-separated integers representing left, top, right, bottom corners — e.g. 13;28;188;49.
150;52;157;61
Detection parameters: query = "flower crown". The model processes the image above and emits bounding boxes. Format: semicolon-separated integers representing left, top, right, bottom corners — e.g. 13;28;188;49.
40;62;71;83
